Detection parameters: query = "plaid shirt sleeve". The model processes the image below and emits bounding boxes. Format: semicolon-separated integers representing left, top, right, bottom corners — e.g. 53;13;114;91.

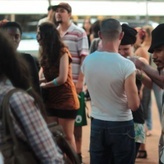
10;91;64;164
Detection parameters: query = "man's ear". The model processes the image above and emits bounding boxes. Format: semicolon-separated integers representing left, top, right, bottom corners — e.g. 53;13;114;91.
98;31;102;39
69;12;72;18
119;31;124;41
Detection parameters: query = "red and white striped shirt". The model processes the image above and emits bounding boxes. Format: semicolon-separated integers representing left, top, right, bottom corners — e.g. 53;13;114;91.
58;22;89;83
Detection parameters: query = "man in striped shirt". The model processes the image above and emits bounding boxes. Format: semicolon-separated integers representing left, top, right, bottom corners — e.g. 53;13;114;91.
53;2;89;163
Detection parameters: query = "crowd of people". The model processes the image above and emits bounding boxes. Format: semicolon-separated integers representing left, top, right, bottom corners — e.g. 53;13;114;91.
0;2;163;164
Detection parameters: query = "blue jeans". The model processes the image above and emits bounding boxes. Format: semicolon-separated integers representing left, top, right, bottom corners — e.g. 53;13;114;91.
141;87;152;130
90;118;135;164
144;84;163;130
145;99;152;131
153;83;163;121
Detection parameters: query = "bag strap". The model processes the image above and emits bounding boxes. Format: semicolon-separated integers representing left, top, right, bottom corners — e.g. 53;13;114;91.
1;88;25;147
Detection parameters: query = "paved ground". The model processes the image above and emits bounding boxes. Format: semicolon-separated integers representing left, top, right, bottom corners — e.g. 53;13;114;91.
81;92;161;164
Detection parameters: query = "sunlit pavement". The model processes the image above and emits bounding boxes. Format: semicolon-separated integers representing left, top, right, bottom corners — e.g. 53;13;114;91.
82;91;161;164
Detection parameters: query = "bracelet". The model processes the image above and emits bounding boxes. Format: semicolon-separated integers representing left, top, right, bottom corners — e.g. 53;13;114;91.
137;72;144;81
52;79;59;86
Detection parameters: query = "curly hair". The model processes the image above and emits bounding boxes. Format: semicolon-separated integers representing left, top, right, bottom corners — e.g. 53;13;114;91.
0;21;22;34
38;22;66;67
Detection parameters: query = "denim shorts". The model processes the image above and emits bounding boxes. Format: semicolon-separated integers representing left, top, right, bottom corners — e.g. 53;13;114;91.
90;118;135;164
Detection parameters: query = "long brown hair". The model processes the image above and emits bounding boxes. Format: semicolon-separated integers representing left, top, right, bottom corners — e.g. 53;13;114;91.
38;22;66;67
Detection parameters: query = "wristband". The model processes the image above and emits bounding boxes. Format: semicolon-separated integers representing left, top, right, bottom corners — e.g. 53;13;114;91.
53;79;59;86
137;72;144;81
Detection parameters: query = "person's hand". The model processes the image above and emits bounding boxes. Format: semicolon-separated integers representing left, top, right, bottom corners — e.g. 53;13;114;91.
40;82;47;88
128;56;138;62
39;77;46;83
76;81;83;94
0;19;9;27
129;56;145;70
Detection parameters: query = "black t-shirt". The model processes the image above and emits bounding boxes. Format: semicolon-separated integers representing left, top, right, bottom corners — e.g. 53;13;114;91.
132;78;145;124
21;53;41;95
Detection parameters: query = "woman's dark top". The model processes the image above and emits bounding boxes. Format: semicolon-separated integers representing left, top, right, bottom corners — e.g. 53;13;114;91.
21;53;41;95
132;78;145;124
40;47;79;110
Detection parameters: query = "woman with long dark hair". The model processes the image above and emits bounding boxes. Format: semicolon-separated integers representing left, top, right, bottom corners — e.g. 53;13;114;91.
0;30;64;163
37;22;79;152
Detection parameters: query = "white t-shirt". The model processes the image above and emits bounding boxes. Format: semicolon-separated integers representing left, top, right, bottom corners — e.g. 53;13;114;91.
81;51;136;121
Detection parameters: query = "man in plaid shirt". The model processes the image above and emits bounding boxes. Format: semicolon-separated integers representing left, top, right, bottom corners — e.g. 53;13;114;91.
0;81;64;164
